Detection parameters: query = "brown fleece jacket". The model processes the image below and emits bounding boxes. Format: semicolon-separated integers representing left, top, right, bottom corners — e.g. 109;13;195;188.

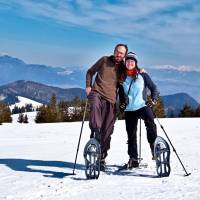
86;56;124;104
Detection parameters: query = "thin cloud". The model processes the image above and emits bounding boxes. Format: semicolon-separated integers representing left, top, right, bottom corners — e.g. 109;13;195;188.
148;65;200;72
1;0;200;62
3;1;199;36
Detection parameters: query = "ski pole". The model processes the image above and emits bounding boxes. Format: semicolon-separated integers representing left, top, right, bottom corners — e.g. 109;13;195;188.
138;118;142;163
72;100;88;175
155;115;191;176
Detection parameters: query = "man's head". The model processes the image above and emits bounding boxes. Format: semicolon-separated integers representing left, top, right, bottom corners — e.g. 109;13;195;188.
114;44;128;63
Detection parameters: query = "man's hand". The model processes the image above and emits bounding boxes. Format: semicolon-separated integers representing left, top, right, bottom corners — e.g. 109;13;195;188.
139;68;145;73
86;87;92;96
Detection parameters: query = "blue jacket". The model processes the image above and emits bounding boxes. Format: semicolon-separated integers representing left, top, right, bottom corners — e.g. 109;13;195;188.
119;73;158;111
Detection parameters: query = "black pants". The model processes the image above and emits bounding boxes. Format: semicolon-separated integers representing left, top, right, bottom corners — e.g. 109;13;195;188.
88;91;116;159
125;106;157;159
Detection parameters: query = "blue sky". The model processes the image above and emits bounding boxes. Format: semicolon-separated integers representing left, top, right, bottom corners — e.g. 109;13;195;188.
0;0;200;70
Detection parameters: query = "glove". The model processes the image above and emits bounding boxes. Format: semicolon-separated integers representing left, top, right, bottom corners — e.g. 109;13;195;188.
119;102;126;112
147;100;157;107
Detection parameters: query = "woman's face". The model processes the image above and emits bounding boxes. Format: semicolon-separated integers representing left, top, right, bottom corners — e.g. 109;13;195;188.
126;59;136;70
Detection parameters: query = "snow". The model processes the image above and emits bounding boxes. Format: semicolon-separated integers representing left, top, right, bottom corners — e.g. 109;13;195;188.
9;96;42;110
0;113;200;200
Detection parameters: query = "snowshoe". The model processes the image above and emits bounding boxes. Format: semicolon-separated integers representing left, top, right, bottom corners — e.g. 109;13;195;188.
83;138;101;179
154;136;171;177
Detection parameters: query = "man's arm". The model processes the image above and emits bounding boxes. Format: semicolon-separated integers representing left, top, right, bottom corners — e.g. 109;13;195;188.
86;57;104;96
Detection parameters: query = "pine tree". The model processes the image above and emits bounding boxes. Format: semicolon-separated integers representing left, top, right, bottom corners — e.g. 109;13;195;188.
49;94;57;111
35;105;49;123
24;114;29;123
71;96;82;106
153;96;166;118
69;97;88;122
24;104;34;112
12;105;20;114
0;102;12;122
18;113;24;123
48;94;58;122
57;101;68;122
194;106;200;117
179;104;194;117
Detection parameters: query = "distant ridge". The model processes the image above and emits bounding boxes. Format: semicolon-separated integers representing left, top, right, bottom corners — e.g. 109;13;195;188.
0;80;86;104
0;80;199;117
162;93;199;116
0;54;86;87
0;54;200;102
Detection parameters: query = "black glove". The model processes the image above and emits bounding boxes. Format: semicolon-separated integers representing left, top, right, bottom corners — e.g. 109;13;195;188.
119;102;126;112
146;100;157;107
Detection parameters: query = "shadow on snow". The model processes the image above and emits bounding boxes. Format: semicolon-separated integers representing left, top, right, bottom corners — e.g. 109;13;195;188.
105;164;159;178
0;158;85;178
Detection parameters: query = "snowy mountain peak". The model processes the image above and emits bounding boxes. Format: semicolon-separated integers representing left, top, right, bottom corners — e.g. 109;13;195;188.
9;96;42;110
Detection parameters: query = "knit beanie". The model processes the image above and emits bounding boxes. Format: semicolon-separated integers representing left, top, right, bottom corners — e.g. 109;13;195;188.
125;52;138;62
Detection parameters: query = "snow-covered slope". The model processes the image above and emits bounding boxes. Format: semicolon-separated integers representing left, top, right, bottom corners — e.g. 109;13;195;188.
10;96;42;110
11;111;37;123
0;118;199;200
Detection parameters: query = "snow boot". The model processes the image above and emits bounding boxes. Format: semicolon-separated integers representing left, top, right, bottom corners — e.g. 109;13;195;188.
128;157;139;169
150;143;156;160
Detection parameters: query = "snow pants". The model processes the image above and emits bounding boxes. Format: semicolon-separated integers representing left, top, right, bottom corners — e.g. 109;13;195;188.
88;91;116;159
125;106;157;159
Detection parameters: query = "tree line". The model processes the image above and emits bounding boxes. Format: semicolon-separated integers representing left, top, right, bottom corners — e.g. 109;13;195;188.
35;94;89;123
12;104;37;114
0;95;200;125
179;104;200;117
35;94;200;123
35;94;166;123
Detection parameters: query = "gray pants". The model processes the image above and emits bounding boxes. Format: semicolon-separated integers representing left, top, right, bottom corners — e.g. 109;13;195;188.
88;91;116;159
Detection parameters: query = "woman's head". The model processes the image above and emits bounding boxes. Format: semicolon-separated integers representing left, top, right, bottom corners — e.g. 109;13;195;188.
117;52;139;82
125;52;138;70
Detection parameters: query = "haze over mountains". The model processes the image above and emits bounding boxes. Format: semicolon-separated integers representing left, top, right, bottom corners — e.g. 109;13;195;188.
0;55;86;88
0;54;199;117
0;55;199;103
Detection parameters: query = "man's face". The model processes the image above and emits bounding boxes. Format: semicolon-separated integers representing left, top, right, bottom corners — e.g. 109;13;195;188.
114;46;126;62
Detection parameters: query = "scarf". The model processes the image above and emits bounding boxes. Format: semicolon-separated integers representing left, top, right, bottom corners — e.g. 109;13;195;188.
126;68;138;76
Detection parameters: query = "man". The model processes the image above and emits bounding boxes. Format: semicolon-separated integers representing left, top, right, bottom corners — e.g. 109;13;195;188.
86;44;128;170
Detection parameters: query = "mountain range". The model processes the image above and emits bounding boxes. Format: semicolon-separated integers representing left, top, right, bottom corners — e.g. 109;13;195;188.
0;80;199;117
162;93;199;116
0;55;86;88
0;55;199;103
0;80;85;104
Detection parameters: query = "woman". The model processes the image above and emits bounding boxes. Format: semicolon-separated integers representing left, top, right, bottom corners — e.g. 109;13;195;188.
118;52;158;168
